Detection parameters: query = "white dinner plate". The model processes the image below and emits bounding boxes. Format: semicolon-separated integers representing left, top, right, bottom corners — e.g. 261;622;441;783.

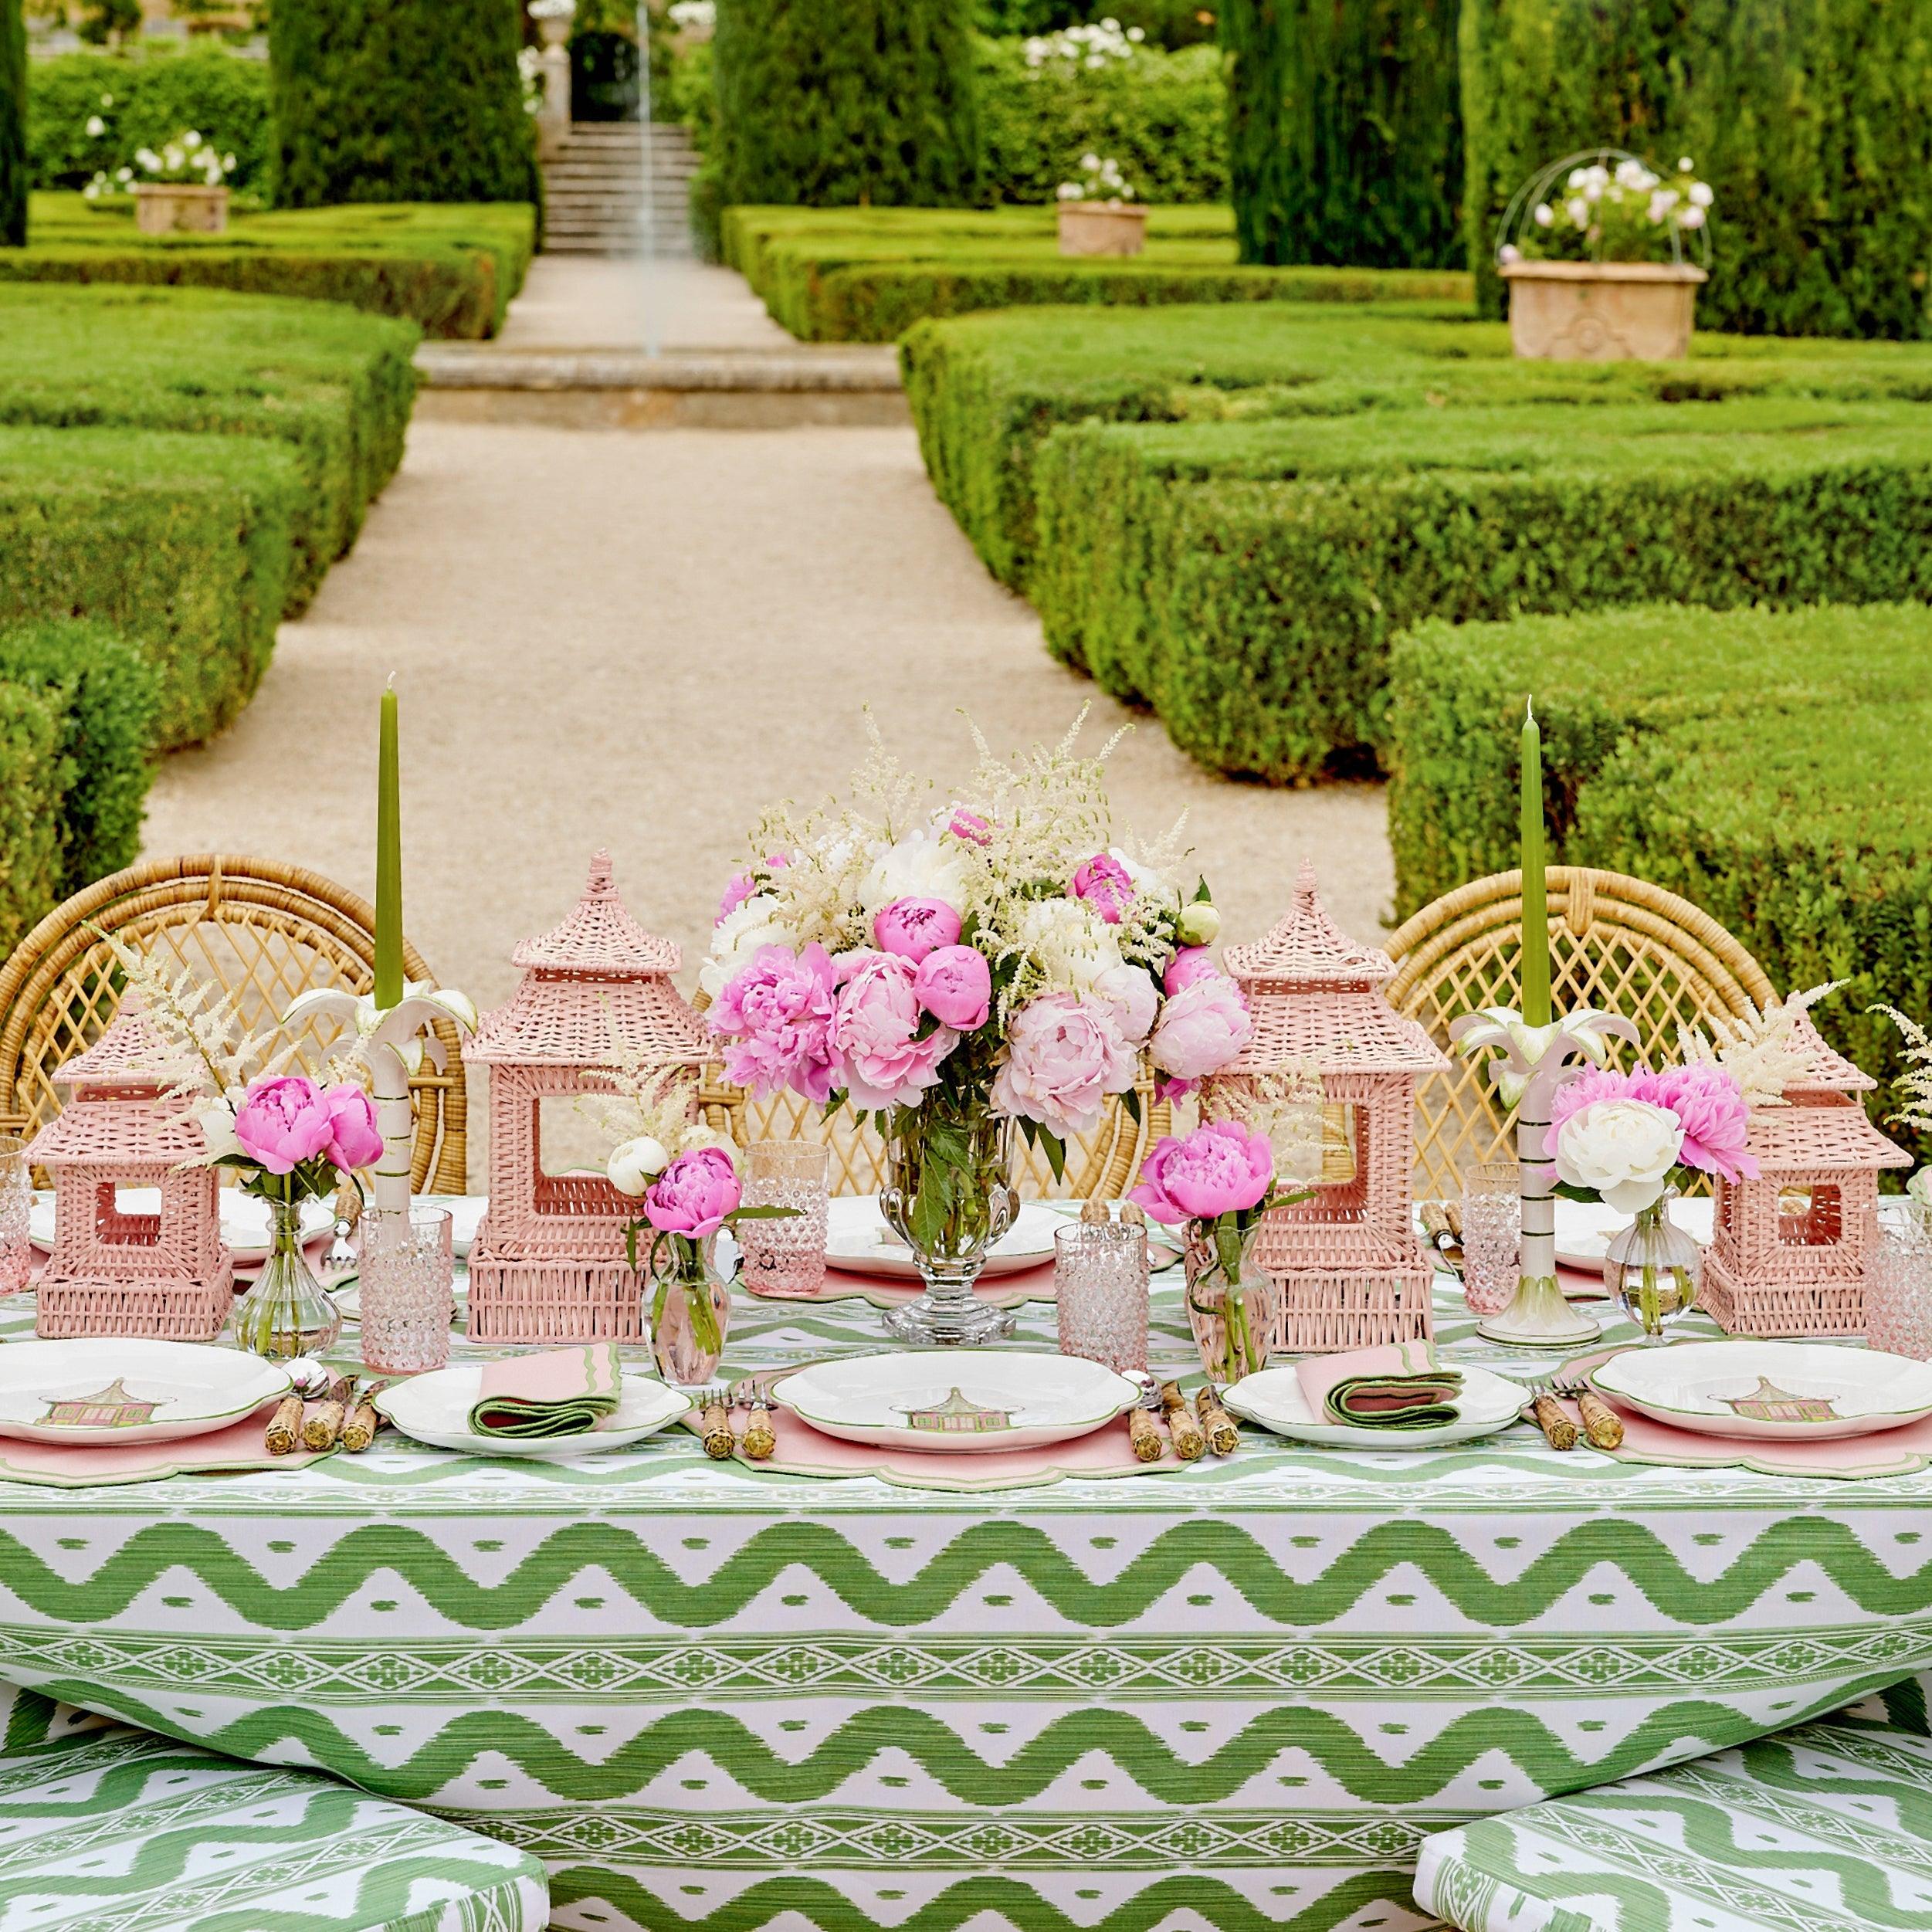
30;1188;336;1261
824;1196;1064;1280
1588;1340;1932;1442
769;1351;1137;1452
1222;1361;1527;1449
0;1340;291;1446
375;1365;691;1459
418;1194;487;1259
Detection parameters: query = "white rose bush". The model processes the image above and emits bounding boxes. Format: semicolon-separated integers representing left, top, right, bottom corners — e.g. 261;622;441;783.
1500;151;1714;269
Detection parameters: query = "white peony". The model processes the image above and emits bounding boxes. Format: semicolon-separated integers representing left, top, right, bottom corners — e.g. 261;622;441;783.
194;1100;242;1164
1092;962;1159;1044
680;1124;740;1165
608;1135;669;1196
860;828;971;916
1554;1099;1684;1215
700;893;793;1000
1107;846;1178;909
1017;897;1125;995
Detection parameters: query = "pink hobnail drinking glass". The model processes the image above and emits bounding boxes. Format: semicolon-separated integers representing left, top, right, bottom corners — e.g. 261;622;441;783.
360;1206;454;1374
1054;1221;1150;1374
737;1141;829;1300
0;1137;29;1297
1866;1207;1932;1360
1460;1162;1521;1317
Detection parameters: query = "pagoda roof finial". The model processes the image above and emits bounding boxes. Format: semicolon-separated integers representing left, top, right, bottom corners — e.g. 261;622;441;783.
51;991;188;1090
510;850;681;977
1222;861;1396;988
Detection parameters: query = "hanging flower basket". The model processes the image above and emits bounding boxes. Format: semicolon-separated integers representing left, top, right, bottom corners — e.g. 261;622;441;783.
134;183;230;236
1500;258;1707;362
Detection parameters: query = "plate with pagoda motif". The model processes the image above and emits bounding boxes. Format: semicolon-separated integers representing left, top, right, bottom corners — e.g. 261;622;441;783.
768;1351;1139;1452
0;1340;292;1446
1588;1340;1932;1441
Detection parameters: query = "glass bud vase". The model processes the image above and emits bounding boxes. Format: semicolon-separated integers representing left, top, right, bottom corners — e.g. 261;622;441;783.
1604;1192;1703;1343
1185;1222;1276;1384
879;1103;1018;1347
649;1235;732;1386
232;1194;342;1360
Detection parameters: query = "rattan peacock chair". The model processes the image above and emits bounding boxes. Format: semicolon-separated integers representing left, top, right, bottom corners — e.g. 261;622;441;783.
0;856;466;1194
1386;866;1776;1202
697;1074;1171;1202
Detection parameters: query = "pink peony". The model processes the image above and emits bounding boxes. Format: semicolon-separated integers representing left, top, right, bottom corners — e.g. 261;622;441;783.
710;943;839;1103
1149;974;1252;1081
1093;962;1159;1044
319;1082;382;1171
233;1075;335;1175
1632;1063;1760;1183
947;808;991;846
1071;852;1136;924
913;944;991;1030
1130;1119;1274;1225
1547;1066;1645;1141
991;992;1137;1137
1164;947;1220;995
642;1147;741;1239
717;869;759;924
873;897;964;964
830;951;959;1109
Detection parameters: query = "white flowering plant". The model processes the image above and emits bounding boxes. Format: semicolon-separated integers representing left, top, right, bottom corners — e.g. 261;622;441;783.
84;127;236;200
1024;18;1144;67
1500;152;1713;269
1057;153;1137;206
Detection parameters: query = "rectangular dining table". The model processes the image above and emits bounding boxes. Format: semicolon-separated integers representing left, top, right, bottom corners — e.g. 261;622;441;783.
0;1248;1927;1932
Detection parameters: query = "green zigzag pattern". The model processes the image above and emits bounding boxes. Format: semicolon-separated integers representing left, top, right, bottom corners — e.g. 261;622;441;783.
24;1681;1897;1808
1;1517;1928;1629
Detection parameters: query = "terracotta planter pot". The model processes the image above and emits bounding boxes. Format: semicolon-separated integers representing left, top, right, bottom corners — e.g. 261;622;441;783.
134;183;230;236
1056;202;1148;258
1500;259;1707;361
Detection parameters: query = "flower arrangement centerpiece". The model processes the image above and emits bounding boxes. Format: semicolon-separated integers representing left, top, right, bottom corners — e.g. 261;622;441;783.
592;1056;796;1385
1493;148;1713;361
1545;1060;1757;1340
1130;1120;1307;1381
99;938;383;1359
704;714;1250;1344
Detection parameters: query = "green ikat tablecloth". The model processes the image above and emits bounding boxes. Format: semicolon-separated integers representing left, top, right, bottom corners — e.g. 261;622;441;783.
0;1269;1927;1932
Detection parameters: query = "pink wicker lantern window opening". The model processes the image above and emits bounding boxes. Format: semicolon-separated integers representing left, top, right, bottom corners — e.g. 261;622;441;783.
464;852;716;1343
1212;863;1448;1354
24;995;232;1340
1703;1012;1910;1338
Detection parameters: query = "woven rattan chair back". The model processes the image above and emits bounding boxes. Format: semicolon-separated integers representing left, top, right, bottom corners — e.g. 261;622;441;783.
0;856;466;1194
697;1077;1171;1202
1385;866;1776;1201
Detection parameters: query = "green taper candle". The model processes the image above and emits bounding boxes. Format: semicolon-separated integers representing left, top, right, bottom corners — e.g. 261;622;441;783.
1520;697;1550;1027
374;684;402;1009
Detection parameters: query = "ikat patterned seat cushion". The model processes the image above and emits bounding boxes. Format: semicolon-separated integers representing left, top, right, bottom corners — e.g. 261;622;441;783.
1414;1669;1932;1932
0;1680;548;1932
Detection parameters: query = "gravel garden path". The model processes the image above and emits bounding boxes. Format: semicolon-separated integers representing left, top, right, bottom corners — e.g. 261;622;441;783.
141;266;1395;1032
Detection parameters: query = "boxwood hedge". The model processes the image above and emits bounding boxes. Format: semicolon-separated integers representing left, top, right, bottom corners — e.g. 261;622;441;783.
1387;600;1932;1158
0;283;417;613
726;204;1473;341
0;426;298;751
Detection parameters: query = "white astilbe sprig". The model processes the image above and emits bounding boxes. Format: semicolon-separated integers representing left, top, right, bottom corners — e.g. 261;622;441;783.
1873;1004;1932;1137
954;704;1125;893
577;1010;716;1158
96;929;298;1110
1677;980;1847;1110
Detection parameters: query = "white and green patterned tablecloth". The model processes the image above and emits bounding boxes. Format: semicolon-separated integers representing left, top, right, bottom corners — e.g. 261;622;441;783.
0;1263;1928;1932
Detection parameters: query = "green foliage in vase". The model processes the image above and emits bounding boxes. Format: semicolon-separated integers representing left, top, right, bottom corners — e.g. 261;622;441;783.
1460;0;1932;337
1386;598;1932;1164
1220;0;1463;269
0;192;534;336
903;303;1932;784
0;620;157;953
710;0;979;212
28;46;270;194
722;204;1469;341
1;0;25;246
268;0;538;211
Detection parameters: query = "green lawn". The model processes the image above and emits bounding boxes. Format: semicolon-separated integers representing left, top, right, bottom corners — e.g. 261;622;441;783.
722;203;1473;341
2;194;536;337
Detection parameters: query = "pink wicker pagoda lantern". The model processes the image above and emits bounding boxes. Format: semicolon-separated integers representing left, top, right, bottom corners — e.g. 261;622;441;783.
466;852;715;1343
1703;1012;1909;1337
25;995;232;1341
1215;862;1448;1354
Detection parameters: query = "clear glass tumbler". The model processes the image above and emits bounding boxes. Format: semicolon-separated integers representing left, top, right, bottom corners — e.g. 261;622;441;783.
1866;1207;1932;1360
1460;1161;1521;1317
0;1135;30;1297
360;1205;454;1374
737;1141;829;1300
1054;1220;1149;1374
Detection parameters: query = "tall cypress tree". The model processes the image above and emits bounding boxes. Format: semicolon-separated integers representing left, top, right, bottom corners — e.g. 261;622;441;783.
1;0;26;248
1221;0;1463;269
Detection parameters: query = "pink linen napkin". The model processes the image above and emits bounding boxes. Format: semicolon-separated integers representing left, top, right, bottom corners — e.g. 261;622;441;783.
468;1344;623;1438
1295;1340;1463;1429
